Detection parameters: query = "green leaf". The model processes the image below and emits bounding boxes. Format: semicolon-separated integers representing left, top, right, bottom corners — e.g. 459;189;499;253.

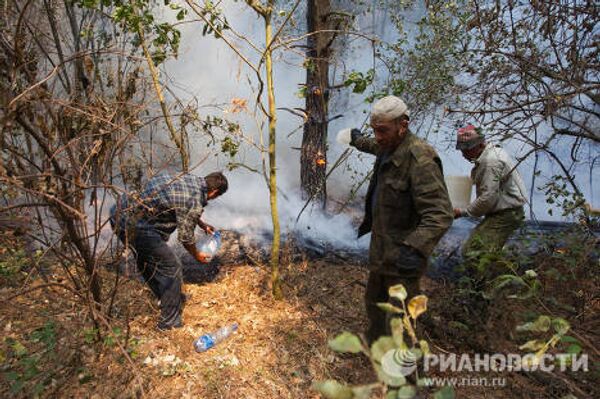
374;363;406;387
519;339;546;351
560;335;580;344
433;386;456;399
566;344;582;355
389;284;407;302
524;269;538;278
371;336;396;362
552;318;570;335
516;315;551;333
328;332;363;354
311;380;354;399
397;385;416;399
351;385;374;399
386;390;399;399
11;340;27;357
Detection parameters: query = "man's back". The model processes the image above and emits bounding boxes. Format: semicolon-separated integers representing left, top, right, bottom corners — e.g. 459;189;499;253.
113;173;207;241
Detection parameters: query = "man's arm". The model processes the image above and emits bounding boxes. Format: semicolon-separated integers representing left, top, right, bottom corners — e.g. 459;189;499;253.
176;205;210;263
403;155;454;257
183;242;209;263
350;129;379;155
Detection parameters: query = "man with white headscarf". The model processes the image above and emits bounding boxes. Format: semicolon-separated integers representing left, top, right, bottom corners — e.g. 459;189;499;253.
349;95;453;343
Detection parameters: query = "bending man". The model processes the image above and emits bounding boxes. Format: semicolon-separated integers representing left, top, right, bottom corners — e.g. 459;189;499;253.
110;172;228;330
454;125;527;277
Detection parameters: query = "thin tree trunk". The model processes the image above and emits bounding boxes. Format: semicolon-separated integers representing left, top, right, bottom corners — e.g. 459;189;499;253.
263;6;282;300
137;25;189;172
301;0;331;209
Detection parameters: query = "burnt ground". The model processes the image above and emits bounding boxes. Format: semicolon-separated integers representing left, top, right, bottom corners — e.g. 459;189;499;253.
0;226;599;398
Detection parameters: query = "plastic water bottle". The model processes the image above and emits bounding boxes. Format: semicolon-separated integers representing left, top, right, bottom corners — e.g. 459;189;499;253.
193;323;239;353
196;231;222;261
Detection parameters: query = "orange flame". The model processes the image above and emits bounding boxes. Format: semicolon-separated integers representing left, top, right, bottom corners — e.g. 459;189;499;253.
316;158;326;166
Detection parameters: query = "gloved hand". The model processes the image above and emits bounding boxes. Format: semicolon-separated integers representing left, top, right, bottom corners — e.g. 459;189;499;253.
350;128;363;146
396;244;425;268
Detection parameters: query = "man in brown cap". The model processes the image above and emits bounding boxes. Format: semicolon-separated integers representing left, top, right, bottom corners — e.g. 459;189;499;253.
350;95;453;343
454;125;527;278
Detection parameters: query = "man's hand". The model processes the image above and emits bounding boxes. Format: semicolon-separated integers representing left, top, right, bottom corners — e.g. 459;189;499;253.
453;208;463;219
183;242;211;264
195;251;211;264
398;244;425;262
350;128;363;146
199;220;215;235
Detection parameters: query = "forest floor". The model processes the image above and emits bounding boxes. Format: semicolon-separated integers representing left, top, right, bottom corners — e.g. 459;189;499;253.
0;228;598;398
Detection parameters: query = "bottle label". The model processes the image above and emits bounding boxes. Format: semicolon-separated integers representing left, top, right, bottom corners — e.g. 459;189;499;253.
199;335;214;350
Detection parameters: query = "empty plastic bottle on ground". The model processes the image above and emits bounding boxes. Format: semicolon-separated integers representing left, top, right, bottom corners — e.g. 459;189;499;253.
193;323;238;353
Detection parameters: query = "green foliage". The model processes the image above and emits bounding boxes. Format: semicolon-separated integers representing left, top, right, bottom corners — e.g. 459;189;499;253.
313;284;454;399
83;327;100;344
516;314;575;368
311;380;354;399
375;0;469;118
198;1;230;38
328;332;363;354
221;137;240;158
78;0;184;66
344;69;374;94
30;321;57;353
2;321;58;397
103;327;122;347
0;248;28;278
486;267;541;300
541;175;586;218
296;85;308;99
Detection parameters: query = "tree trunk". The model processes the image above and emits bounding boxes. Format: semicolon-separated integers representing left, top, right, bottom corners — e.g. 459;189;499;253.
301;0;331;209
263;5;283;300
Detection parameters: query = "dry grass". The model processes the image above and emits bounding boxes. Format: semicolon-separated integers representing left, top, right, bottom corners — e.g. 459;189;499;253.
1;231;598;398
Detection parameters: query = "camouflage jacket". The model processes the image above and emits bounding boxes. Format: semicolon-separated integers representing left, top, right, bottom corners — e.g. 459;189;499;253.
353;132;453;267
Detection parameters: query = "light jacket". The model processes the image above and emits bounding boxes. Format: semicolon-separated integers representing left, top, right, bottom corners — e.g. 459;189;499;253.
462;143;527;217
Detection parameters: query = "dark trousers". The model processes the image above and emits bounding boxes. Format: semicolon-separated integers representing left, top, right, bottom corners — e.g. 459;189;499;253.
112;217;183;328
364;254;425;345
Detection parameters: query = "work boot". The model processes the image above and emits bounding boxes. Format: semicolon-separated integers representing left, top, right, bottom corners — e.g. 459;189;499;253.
156;314;183;331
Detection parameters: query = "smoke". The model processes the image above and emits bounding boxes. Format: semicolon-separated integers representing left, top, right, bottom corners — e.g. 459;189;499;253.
95;1;598;256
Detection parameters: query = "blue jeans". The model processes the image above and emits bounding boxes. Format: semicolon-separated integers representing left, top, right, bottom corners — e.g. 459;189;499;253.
110;206;183;328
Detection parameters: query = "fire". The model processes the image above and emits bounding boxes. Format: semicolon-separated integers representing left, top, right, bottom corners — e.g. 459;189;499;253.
316;158;326;167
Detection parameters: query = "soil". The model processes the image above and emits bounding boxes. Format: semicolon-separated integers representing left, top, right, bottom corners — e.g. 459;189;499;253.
0;229;598;398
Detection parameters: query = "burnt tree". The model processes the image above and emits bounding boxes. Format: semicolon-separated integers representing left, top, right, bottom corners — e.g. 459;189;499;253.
301;0;333;208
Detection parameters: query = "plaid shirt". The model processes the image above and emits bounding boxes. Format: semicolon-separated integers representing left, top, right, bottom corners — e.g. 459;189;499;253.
112;173;208;244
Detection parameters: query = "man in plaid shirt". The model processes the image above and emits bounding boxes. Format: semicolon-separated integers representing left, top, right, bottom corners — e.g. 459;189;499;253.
110;171;228;330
